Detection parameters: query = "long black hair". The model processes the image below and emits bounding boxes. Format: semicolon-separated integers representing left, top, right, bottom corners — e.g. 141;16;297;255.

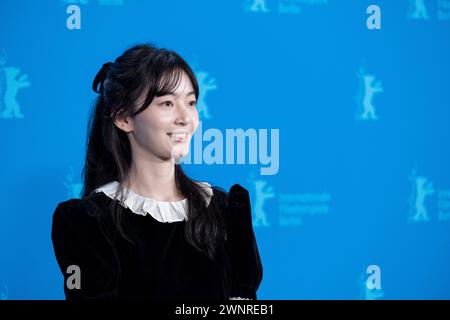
81;43;227;260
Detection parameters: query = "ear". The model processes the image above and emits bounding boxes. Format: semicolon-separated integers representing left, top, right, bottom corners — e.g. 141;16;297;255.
113;109;134;133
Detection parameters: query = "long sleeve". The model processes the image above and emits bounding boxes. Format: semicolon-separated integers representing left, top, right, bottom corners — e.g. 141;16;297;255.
51;199;121;300
226;184;263;300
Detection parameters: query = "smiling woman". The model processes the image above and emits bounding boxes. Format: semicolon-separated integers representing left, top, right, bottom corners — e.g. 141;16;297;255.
50;43;263;301
112;67;199;166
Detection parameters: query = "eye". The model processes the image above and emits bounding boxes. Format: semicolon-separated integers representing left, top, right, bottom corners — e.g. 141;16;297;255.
189;100;197;107
161;100;174;107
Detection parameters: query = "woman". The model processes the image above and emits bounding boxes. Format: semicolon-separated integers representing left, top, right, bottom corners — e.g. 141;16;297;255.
51;43;263;300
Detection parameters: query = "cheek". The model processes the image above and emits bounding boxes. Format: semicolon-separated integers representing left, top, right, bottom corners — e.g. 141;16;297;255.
191;111;200;130
137;108;170;130
133;115;163;141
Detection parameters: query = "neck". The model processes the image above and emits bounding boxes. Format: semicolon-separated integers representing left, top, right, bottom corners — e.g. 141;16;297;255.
124;153;184;202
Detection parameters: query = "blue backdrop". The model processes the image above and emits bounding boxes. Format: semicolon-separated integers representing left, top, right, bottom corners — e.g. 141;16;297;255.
1;0;449;299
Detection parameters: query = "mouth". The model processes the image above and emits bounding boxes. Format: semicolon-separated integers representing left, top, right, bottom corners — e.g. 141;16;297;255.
167;131;189;143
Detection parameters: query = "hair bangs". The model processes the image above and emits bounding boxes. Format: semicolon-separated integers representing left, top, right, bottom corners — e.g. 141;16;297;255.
155;66;185;97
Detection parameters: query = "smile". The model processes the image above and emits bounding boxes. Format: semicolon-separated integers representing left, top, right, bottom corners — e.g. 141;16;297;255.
167;131;189;142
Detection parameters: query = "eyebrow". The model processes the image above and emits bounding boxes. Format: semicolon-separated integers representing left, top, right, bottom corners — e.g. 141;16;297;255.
164;91;196;98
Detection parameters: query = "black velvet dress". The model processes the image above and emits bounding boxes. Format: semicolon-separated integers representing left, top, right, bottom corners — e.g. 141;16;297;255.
51;183;263;300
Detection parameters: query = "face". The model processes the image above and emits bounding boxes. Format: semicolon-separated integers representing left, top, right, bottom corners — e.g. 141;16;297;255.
115;71;199;162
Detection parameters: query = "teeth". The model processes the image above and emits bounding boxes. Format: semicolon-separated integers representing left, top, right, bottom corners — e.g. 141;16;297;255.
169;132;188;139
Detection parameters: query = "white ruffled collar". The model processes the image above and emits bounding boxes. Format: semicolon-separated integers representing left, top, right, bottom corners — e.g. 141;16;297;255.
94;180;213;223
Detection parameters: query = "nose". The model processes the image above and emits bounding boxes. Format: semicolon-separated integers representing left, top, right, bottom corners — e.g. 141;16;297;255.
174;104;192;126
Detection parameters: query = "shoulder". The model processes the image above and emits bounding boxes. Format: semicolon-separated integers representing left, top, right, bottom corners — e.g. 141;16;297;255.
209;183;252;222
52;198;86;225
53;194;102;220
51;195;120;260
226;184;250;205
51;193;114;235
202;182;250;207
